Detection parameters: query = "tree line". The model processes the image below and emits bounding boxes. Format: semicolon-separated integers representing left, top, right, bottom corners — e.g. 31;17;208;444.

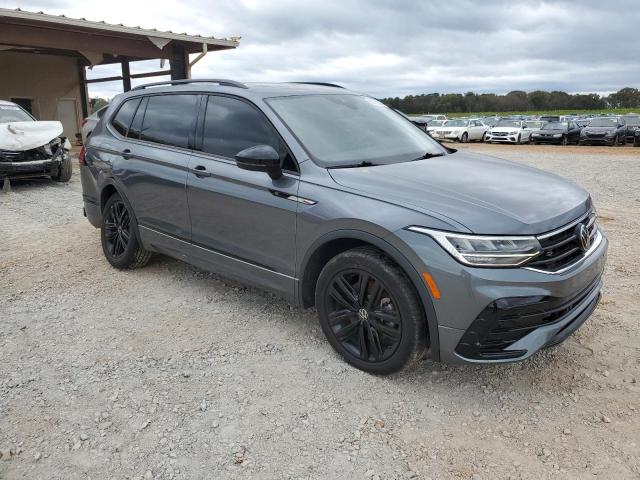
380;87;640;114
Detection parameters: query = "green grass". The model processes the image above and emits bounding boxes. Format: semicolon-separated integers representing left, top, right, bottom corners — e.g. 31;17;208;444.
439;108;639;118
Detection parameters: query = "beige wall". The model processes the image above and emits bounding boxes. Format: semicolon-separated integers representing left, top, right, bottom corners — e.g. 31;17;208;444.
0;51;84;141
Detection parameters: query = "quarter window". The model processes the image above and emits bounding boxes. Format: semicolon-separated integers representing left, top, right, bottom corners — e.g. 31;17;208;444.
139;94;198;149
111;98;141;137
201;96;295;171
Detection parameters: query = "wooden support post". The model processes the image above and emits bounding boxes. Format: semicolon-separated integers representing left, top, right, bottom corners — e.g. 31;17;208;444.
78;60;89;118
121;60;131;92
169;45;189;80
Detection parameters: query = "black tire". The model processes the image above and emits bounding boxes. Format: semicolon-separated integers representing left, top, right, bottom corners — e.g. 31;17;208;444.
634;138;640;147
53;155;72;182
460;132;469;143
516;133;521;144
560;135;568;146
315;247;428;375
101;193;152;269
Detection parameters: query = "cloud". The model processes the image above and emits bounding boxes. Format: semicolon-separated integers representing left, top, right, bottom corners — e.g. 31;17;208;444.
8;0;640;99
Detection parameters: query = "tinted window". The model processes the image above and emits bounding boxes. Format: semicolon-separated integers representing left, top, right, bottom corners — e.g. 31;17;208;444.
111;98;140;136
128;97;147;140
140;95;198;148
202;96;295;171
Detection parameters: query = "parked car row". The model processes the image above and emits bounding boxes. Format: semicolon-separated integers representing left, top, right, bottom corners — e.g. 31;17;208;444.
412;113;640;147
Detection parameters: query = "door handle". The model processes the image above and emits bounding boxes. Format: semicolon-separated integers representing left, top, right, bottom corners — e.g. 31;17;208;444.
121;148;133;160
191;165;212;177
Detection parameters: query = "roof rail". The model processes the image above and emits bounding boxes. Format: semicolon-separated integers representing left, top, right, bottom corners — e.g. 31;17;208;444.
131;79;248;91
289;82;345;89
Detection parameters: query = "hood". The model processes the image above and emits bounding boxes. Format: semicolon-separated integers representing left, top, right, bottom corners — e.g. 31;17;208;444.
583;125;617;132
328;150;590;235
536;128;565;133
0;121;63;151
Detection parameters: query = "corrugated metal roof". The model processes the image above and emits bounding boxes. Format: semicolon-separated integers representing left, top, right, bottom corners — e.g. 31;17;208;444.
0;7;240;48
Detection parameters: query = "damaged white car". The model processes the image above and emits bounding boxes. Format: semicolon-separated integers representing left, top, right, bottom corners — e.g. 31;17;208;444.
0;100;72;183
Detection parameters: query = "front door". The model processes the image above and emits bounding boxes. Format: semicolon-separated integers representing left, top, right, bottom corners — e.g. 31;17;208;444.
186;95;299;298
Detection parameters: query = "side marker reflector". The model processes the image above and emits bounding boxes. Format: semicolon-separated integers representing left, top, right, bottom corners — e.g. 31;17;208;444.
422;272;441;300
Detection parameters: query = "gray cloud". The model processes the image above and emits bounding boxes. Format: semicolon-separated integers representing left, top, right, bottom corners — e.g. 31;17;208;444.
9;0;640;98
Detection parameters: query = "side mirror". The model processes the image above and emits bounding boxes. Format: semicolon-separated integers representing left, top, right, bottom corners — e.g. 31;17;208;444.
235;145;282;180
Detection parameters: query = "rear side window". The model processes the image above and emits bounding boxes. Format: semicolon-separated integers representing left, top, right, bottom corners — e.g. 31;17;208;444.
128;97;147;140
139;94;198;149
111;98;141;136
201;95;296;171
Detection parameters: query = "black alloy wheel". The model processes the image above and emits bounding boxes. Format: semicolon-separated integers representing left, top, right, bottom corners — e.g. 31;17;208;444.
100;193;152;269
104;199;131;258
325;270;402;363
316;247;427;374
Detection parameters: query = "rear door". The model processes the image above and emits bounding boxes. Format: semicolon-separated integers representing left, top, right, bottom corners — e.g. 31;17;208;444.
116;93;199;259
186;94;299;297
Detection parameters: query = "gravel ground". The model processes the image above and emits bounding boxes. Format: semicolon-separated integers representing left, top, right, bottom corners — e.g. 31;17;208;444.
1;144;639;480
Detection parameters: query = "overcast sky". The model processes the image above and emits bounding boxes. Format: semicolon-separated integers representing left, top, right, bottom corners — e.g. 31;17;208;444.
8;0;640;99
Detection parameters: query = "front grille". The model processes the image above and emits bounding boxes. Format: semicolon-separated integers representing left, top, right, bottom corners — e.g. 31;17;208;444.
455;276;601;360
587;133;605;138
492;132;508;137
0;147;50;163
525;211;598;273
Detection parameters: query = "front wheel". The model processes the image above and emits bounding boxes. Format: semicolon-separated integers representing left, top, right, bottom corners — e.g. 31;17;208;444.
101;193;152;269
53;155;72;182
560;136;568;146
315;247;428;375
460;132;469;143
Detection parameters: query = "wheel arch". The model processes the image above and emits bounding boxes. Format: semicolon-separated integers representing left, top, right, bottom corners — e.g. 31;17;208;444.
298;229;440;361
98;180;145;246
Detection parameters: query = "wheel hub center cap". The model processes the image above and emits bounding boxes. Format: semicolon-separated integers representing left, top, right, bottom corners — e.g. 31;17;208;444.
358;308;369;321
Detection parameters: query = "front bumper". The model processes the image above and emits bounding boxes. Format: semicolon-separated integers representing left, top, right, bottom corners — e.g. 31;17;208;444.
579;136;615;145
0;158;61;178
394;228;608;364
531;135;562;144
431;132;460;141
485;134;520;143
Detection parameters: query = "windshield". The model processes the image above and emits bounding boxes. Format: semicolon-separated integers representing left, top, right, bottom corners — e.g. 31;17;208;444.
542;122;567;130
588;118;618;127
0;104;33;123
266;94;444;166
526;121;543;128
429;120;445;127
445;119;468;127
495;120;521;128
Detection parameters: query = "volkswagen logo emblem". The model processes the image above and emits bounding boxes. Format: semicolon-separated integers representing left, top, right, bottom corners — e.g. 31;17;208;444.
358;308;369;321
576;223;591;252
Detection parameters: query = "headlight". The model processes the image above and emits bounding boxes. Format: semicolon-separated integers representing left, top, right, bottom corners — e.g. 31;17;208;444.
407;227;541;267
509;131;518;135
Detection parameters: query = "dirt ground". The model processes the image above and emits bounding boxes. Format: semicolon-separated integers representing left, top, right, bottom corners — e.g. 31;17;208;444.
1;144;639;480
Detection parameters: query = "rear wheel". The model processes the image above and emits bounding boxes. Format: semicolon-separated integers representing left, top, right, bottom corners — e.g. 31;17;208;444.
101;193;152;269
315;247;427;374
53;155;72;182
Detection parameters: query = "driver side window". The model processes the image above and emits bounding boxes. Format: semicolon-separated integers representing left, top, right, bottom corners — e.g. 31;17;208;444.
201;95;297;172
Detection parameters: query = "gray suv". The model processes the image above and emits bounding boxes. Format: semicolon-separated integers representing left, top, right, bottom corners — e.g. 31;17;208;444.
80;80;608;374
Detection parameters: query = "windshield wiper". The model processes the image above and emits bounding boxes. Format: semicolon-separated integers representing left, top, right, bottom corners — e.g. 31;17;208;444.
412;152;445;161
329;161;378;169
